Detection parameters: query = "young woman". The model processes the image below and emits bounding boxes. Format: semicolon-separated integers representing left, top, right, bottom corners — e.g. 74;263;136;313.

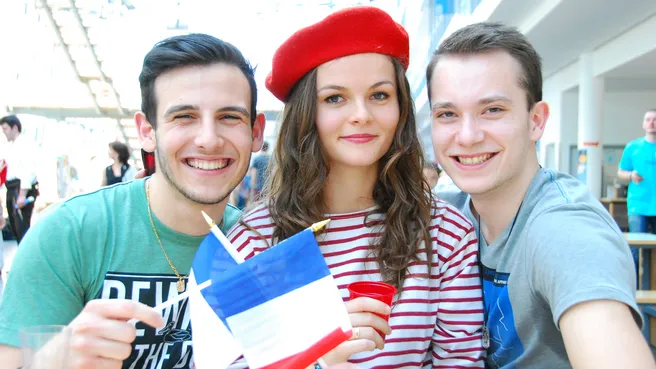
102;141;136;186
228;6;484;368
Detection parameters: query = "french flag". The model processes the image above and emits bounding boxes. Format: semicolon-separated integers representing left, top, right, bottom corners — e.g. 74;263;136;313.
189;227;352;369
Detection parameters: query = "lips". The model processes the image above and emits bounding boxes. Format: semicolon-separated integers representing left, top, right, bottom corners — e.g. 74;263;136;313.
341;134;377;143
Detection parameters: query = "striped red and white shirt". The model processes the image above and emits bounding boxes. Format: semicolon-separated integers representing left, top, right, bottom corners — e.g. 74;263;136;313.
227;201;484;368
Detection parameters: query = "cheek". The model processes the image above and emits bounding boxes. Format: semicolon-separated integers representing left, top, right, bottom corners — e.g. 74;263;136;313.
315;109;342;139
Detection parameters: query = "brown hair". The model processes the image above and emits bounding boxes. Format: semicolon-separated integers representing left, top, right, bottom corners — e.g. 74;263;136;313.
260;57;434;290
426;22;542;110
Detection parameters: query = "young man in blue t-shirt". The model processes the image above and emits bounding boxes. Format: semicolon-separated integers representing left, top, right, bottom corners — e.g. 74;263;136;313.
618;108;656;276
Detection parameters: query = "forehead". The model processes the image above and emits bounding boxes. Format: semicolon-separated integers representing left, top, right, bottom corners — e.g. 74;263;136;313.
154;63;251;114
645;111;656;119
316;53;396;86
430;51;525;103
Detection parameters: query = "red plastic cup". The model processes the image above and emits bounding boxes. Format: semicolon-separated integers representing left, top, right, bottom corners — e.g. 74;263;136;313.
348;281;396;338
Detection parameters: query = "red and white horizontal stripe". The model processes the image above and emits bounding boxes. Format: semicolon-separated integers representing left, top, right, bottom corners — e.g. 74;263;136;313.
227;201;484;368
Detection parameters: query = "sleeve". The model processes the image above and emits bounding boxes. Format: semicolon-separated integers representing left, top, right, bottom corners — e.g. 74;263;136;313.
528;205;641;329
432;226;485;368
618;142;634;172
0;204;86;347
18;141;38;190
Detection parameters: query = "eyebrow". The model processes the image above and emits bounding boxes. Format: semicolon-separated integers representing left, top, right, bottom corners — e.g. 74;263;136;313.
164;105;250;119
431;95;513;114
316;80;395;93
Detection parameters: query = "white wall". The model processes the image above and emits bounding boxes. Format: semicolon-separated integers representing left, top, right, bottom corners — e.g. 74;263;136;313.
545;89;656;175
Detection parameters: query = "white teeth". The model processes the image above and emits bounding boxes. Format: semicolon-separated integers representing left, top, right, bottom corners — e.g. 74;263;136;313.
457;154;493;165
186;159;229;170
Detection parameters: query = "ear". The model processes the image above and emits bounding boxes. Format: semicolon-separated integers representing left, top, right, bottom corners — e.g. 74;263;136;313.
135;111;156;153
250;113;266;152
529;101;549;142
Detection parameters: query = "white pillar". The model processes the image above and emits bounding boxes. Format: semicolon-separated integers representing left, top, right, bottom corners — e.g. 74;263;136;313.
577;52;605;199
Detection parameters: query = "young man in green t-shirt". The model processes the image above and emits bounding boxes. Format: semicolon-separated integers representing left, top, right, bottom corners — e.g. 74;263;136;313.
0;34;265;369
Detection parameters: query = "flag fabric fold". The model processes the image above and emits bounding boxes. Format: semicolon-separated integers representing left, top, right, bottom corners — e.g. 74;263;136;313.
190;227;352;369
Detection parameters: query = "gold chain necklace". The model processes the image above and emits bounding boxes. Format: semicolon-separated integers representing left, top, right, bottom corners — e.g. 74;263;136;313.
146;179;187;293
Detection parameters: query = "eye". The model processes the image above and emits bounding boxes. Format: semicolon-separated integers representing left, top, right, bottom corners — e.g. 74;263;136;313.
325;95;344;104
222;115;241;120
436;111;456;119
174;114;194;120
372;92;389;101
485;107;504;114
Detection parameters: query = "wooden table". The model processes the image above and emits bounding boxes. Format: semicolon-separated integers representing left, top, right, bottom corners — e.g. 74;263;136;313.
626;233;656;345
624;233;656;291
602;197;627;218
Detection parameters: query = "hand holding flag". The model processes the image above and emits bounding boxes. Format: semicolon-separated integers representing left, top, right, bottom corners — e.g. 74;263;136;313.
190;214;352;369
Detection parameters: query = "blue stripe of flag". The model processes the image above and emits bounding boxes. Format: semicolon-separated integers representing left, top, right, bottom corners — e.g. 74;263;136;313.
208;228;330;318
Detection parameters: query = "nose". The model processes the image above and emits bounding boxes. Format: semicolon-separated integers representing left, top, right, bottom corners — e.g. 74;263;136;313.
455;115;484;147
194;116;225;150
348;97;373;125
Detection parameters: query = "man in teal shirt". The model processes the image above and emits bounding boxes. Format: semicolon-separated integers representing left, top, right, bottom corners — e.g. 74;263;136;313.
618;108;656;279
0;34;266;369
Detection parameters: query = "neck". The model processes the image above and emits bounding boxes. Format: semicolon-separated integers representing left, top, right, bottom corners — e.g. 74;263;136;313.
323;164;377;214
471;160;539;244
113;161;123;168
646;133;656;143
147;175;227;236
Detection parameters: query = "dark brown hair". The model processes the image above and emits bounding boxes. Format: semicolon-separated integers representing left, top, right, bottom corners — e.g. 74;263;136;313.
261;57;434;290
426;22;542;110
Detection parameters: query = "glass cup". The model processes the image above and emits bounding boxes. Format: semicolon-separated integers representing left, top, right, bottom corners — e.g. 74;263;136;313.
19;325;71;369
347;281;396;338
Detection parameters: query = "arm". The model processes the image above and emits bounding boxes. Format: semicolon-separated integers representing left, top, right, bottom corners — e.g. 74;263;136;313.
560;299;655;369
0;205;165;368
432;226;485;367
100;168;108;187
529;206;649;368
617;144;642;184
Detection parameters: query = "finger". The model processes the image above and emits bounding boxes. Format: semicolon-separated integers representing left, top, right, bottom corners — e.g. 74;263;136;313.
349;326;385;350
69;353;124;369
84;300;165;328
335;339;376;357
70;333;133;361
345;297;391;316
349;312;392;335
70;314;137;344
134;169;147;179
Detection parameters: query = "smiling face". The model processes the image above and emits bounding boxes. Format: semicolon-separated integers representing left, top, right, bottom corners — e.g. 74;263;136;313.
137;62;264;205
429;50;548;196
315;53;400;171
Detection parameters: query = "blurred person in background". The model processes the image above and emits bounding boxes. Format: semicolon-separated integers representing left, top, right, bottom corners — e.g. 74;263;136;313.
422;161;440;190
618;108;656;279
0;115;38;243
248;140;270;201
101;141;137;186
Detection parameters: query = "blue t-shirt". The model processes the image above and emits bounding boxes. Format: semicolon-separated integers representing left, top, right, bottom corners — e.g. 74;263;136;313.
618;137;656;216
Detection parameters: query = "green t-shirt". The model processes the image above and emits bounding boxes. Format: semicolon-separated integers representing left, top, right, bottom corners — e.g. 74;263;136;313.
0;178;241;368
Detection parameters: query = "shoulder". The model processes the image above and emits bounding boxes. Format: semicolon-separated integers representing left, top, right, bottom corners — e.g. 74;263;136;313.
526;171;623;248
227;205;274;258
222;203;243;231
429;199;475;248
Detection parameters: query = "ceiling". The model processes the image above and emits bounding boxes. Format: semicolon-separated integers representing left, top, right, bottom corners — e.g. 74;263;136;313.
489;0;656;79
0;0;403;160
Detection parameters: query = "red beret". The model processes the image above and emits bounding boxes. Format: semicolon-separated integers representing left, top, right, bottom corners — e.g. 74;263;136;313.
265;6;410;102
